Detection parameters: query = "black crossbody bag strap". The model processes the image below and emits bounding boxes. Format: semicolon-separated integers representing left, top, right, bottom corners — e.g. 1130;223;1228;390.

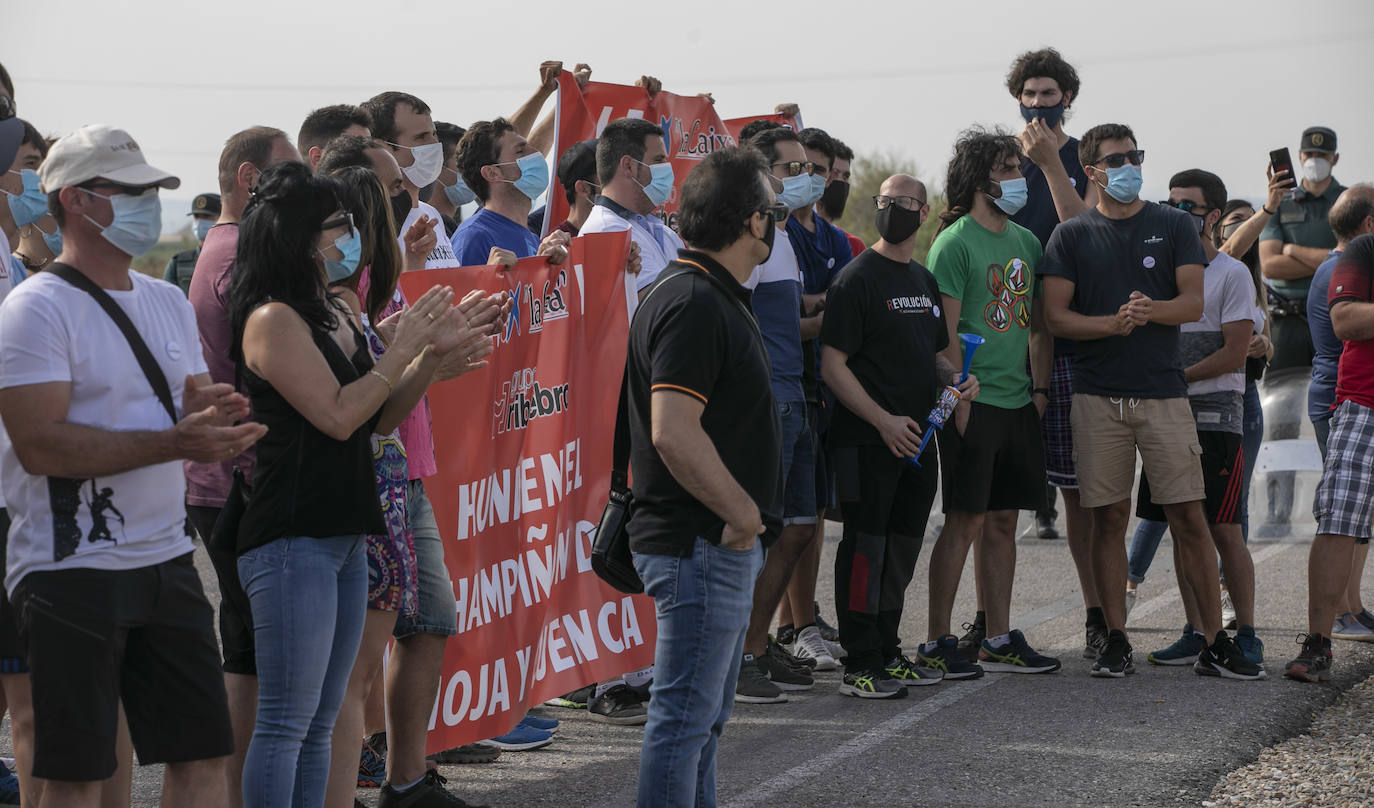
48;263;178;426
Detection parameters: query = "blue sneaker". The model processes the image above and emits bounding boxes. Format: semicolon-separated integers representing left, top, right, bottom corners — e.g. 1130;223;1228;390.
1148;623;1205;666
0;760;18;805
1235;626;1264;666
519;713;559;733
487;723;553;752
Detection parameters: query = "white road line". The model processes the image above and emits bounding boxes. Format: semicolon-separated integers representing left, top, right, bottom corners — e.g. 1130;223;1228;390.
720;539;1300;808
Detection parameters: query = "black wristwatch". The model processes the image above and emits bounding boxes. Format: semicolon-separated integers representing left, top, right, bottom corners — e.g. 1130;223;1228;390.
1032;387;1050;398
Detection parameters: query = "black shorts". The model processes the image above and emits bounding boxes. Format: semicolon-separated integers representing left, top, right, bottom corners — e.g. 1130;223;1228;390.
11;553;234;782
0;509;27;672
1137;430;1244;525
187;505;256;675
936;401;1047;513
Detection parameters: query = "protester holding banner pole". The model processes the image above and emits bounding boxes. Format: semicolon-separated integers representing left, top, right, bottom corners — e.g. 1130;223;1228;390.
626;146;782;808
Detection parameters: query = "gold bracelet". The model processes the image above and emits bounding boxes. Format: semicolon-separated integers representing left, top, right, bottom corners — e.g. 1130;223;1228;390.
368;369;393;392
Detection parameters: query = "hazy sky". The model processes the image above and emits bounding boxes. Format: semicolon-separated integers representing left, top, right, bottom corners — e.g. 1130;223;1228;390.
9;0;1374;226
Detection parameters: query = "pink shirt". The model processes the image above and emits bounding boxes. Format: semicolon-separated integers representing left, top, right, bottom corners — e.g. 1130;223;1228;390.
184;223;255;506
357;267;437;480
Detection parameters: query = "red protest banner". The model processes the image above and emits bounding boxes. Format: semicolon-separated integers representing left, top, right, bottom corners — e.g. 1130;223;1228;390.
398;232;656;752
545;70;735;235
723;112;804;140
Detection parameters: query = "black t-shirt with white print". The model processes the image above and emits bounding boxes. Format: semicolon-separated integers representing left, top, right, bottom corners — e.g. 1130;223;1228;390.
821;248;950;448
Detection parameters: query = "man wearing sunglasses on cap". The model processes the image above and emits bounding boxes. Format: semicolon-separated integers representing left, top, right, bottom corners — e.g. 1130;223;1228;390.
1041;124;1260;681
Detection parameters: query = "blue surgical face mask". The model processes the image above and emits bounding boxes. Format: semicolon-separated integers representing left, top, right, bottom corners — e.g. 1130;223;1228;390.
1098;163;1143;204
635;160;674;208
320;225;362;282
990;177;1029;216
5;169;48;228
777;174;812;211
805;172;828;207
81;188;163;257
192;218;214;243
498;152;550;202
442;168;477;207
37;221;63;256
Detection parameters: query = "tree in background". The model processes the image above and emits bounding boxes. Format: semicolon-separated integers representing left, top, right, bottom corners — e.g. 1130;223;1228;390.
836;150;946;264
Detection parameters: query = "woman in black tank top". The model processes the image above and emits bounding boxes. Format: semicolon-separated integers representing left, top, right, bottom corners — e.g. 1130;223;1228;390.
226;163;456;808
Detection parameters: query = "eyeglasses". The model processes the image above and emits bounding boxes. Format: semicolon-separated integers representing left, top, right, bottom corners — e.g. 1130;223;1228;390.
874;195;926;211
81;181;158;197
1091;150;1146;169
771;161;815;178
0;95;14;122
758;202;789;224
1160;199;1207;215
320;212;355;232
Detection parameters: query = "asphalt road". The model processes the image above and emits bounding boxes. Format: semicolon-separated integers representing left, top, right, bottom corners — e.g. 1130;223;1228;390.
85;479;1373;808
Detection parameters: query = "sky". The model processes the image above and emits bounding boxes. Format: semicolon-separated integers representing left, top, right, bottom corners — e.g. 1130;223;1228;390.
8;0;1374;230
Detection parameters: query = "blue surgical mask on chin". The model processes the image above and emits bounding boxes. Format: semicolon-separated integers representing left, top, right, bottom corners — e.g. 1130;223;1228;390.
320;226;362;282
777;174;812;211
500;152;550;202
37;222;63;256
1098;163;1143;203
990;177;1029;216
443;170;477;207
80;188;163;257
635;160;675;208
5;169;48;228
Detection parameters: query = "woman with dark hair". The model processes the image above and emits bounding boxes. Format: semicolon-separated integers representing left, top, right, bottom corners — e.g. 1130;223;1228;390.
228;160;455;808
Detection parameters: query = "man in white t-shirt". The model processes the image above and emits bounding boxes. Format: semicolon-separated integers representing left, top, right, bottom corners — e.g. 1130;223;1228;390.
0;124;265;807
581;117;684;317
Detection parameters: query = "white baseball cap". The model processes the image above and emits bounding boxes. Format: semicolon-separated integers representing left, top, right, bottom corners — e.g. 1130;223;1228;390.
38;124;180;192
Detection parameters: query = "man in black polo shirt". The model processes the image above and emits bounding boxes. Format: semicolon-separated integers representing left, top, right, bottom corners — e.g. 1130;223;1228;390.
626;146;781;808
823;173;975;696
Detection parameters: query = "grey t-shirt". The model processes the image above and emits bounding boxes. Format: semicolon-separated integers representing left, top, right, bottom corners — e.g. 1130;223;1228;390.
1180;252;1257;434
1040;202;1207;398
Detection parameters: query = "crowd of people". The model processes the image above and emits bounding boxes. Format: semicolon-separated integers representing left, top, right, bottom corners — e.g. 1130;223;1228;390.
0;45;1369;808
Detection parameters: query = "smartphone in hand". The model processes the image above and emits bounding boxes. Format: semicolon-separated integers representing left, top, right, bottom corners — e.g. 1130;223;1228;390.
1269;147;1297;190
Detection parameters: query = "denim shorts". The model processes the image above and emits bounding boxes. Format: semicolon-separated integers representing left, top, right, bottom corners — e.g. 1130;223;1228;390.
393;480;458;638
779;401;818;526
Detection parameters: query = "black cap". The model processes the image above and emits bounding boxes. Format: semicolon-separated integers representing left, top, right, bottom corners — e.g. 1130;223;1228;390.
188;192;222;217
557;138;598;192
1301;127;1337;154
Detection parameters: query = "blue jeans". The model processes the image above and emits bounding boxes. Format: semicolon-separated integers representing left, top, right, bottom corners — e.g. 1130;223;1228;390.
1127;519;1168;585
633;538;763;808
1239;381;1264;542
238;535;367;808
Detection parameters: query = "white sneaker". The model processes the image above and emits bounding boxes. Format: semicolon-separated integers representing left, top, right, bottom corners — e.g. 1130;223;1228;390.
788;625;837;671
1125;589;1137;622
1332;613;1374;642
1220;589;1237;629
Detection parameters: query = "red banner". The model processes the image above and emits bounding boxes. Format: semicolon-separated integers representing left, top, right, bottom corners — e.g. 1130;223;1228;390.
723;112;804;141
546;71;735;235
398;232;656;752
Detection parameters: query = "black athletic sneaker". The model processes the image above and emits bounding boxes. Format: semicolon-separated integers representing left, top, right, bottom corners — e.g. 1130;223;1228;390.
776;624;797;647
1195;632;1265;680
379;770;487;808
544;684;595;709
814;602;841;644
760;643;814;691
1284;633;1333;683
838;668;908;699
956;614;987;662
1091;630;1135;678
917;634;984;680
735;655;787;704
979;629;1062;674
1083;622;1109;660
588;684;648;725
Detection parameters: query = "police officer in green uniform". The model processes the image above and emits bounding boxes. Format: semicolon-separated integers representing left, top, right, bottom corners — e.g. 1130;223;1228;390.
162;192;220;295
1259;126;1345;370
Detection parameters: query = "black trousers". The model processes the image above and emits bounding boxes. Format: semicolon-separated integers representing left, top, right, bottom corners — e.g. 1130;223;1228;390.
832;443;938;672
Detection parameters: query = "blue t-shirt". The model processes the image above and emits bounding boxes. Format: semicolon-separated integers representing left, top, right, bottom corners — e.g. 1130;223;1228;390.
1013;136;1088;358
1307;249;1343;421
450;208;539;266
746;229;805;404
787;214;854;403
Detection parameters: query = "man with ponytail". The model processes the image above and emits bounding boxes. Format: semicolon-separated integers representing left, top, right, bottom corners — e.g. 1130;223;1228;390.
918;128;1057;678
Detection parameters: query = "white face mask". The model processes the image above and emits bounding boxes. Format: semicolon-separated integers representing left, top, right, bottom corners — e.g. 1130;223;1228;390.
1302;157;1332;183
391;141;444;188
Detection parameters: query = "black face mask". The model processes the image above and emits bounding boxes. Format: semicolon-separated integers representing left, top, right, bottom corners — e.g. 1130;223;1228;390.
1019;102;1065;129
390;190;414;230
759;217;776;263
820;180;850;220
876;204;921;244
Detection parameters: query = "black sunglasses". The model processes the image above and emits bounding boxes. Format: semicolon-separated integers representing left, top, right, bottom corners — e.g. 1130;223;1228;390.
1160;199;1207;214
81;181;158;197
320;212;355;232
0;95;14;122
1092;150;1146;169
873;195;926;211
771;161;815;178
758;202;789;224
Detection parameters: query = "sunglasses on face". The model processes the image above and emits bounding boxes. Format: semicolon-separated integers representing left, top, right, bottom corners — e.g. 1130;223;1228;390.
81;181;159;197
1092;150;1146;169
771;161;815;178
320;212;355;232
0;95;14;122
758;202;789;224
1160;199;1208;215
873;195;926;211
